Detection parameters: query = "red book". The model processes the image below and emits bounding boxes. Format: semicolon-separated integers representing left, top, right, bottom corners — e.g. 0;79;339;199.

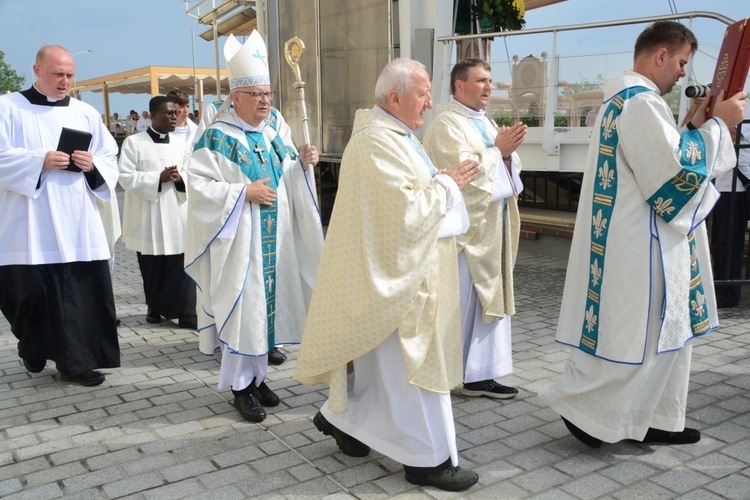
706;18;750;117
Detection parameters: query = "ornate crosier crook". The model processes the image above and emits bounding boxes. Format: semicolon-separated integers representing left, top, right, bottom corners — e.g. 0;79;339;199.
284;37;312;165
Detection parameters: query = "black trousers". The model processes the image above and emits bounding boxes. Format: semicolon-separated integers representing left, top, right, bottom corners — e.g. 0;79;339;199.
0;261;120;376
710;191;748;305
137;252;196;319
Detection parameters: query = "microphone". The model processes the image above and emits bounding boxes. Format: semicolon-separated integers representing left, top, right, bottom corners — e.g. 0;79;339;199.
684;84;711;98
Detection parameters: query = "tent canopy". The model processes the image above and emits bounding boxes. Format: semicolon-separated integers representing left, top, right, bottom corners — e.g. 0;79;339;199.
73;65;229;122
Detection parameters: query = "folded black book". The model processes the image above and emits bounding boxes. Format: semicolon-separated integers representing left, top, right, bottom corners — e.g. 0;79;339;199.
56;127;92;172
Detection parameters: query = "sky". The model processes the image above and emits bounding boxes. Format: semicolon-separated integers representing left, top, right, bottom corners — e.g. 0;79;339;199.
0;0;746;116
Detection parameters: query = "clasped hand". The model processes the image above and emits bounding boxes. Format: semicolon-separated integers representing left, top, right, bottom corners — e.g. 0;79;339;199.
494;121;527;158
246;177;276;205
438;159;480;189
160;165;181;183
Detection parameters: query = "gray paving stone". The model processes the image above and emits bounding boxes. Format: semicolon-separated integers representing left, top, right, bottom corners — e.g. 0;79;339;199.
142;478;206;499
101;472;164;497
49;443;107;466
330;462;389;488
610;480;676;499
690;451;746;478
62;467;127;493
511;467;571;493
650;467;713;494
704;473;750;499
0;477;22;497
184;485;246;500
3;248;750;498
3;483;64;500
598;460;657;485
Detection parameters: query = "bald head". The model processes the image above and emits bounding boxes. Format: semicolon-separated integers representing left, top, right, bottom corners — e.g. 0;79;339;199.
33;45;75;100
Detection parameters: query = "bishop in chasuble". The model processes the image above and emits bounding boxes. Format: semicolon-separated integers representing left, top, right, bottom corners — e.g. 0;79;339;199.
184;31;323;423
424;58;526;401
294;58;481;492
539;21;746;447
0;45;120;387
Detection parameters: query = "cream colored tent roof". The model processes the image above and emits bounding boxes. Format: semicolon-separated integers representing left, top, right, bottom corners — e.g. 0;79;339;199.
74;65;228;96
73;66;229;123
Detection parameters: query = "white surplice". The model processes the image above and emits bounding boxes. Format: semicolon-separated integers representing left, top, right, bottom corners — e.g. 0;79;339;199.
118;131;190;255
0;90;118;266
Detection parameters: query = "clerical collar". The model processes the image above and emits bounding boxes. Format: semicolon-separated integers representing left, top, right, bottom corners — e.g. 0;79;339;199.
231;109;266;133
451;97;485;119
20;85;71;107
372;105;416;135
147;127;170;143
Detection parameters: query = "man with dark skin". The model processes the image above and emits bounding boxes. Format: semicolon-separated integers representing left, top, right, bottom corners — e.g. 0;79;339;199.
119;96;197;330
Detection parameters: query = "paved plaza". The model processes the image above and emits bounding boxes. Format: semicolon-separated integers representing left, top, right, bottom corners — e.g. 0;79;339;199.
1;191;749;498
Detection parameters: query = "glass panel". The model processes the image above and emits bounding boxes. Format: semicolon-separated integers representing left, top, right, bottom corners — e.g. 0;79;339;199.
276;0;320;149
319;0;391;155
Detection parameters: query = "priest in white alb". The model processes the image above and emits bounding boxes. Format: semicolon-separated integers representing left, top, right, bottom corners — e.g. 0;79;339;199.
294;58;482;492
424;58;526;400
538;21;746;447
0;45;120;387
185;31;323;423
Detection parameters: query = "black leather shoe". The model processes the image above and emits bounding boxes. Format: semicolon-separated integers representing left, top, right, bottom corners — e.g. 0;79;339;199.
60;369;105;387
268;347;287;366
250;381;280;407
146;309;162;323
640;427;701;445
23;358;46;373
404;464;479;492
178;315;198;330
313;411;370;457
233;393;266;422
562;416;602;448
461;379;519;399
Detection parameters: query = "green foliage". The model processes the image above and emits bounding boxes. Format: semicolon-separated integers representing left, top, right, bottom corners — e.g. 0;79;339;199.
0;51;25;93
474;0;525;32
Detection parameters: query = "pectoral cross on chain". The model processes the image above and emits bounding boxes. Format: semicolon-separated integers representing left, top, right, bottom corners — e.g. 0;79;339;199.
254;143;268;171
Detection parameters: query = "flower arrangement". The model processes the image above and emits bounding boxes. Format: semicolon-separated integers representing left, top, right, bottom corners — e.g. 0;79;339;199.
473;0;526;33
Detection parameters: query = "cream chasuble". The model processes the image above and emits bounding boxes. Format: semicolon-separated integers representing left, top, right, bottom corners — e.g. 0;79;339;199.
294;108;464;413
424;100;521;322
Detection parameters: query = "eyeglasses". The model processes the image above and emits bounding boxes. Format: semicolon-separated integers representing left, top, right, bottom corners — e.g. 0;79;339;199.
236;91;276;102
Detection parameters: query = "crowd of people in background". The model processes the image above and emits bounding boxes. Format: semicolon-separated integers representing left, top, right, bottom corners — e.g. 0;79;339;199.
107;106;200;137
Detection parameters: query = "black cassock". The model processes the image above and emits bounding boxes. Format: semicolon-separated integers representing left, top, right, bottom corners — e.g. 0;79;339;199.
0;261;119;376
